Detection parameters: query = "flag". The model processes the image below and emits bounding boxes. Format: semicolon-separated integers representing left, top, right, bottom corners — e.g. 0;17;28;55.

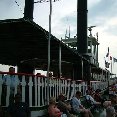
110;56;112;60
106;47;109;57
105;60;110;68
113;57;117;63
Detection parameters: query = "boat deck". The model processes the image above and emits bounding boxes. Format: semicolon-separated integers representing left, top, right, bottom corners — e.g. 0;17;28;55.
38;110;106;117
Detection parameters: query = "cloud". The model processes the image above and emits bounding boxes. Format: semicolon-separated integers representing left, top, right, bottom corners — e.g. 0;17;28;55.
0;0;117;75
89;0;117;18
88;0;101;8
51;12;77;38
33;0;117;75
0;0;24;20
102;17;117;36
88;0;117;29
34;0;77;38
87;0;117;73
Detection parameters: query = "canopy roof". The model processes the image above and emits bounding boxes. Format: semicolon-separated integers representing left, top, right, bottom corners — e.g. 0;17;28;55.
0;18;85;68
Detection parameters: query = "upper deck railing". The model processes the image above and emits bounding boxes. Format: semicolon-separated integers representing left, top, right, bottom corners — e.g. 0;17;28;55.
0;72;109;107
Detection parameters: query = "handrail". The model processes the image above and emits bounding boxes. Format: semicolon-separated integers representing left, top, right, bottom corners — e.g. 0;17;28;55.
0;72;109;108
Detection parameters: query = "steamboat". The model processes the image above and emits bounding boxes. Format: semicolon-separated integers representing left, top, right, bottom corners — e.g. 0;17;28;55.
0;0;116;116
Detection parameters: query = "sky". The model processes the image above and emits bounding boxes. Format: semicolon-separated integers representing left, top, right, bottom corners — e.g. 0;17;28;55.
0;0;117;76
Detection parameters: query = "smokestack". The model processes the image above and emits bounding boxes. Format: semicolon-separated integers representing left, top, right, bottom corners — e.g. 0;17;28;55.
24;0;34;20
77;0;88;54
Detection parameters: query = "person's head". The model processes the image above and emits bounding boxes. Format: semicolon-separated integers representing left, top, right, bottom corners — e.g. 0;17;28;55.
103;101;111;108
86;90;91;95
110;94;117;103
49;97;56;105
9;67;15;73
14;94;21;103
95;89;101;94
88;86;93;91
58;93;66;101
76;91;82;98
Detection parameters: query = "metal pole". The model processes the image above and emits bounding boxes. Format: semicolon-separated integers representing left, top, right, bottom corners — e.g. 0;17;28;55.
59;41;62;94
111;60;112;78
81;58;84;79
59;41;61;78
96;32;99;64
108;70;110;93
47;0;52;104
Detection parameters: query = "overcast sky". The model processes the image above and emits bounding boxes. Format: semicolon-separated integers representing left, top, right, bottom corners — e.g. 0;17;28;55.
0;0;117;75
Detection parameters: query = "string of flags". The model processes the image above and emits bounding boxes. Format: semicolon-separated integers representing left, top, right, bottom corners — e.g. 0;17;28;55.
34;0;60;3
105;47;117;68
105;61;110;68
105;47;110;68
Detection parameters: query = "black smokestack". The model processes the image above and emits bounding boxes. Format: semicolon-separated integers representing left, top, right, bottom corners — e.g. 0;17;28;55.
24;0;34;20
77;0;88;54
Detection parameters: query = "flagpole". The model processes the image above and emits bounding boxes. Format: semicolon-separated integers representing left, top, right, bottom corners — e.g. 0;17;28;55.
47;0;52;104
111;59;112;79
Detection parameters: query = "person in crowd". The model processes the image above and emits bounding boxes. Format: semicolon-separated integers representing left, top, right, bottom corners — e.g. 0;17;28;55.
57;93;73;117
48;97;62;117
102;94;117;117
110;84;116;95
87;86;94;97
7;93;30;117
103;101;116;117
114;82;117;90
94;89;105;105
3;67;20;104
109;94;117;104
109;94;117;113
85;89;101;105
85;89;101;113
0;105;4;117
71;91;93;117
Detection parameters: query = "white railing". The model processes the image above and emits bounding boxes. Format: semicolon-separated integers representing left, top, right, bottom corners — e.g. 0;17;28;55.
0;72;89;107
90;81;108;91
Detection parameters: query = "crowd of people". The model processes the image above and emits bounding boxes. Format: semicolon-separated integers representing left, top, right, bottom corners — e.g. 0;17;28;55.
1;67;117;117
48;87;117;117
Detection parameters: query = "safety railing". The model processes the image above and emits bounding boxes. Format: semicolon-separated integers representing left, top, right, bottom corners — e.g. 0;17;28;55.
0;72;109;107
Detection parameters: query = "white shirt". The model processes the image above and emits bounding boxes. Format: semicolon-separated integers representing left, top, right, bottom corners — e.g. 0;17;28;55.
3;75;20;94
86;95;96;104
72;96;82;113
3;75;20;88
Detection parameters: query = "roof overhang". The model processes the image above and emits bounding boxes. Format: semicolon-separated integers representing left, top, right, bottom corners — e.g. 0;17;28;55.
0;18;83;68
